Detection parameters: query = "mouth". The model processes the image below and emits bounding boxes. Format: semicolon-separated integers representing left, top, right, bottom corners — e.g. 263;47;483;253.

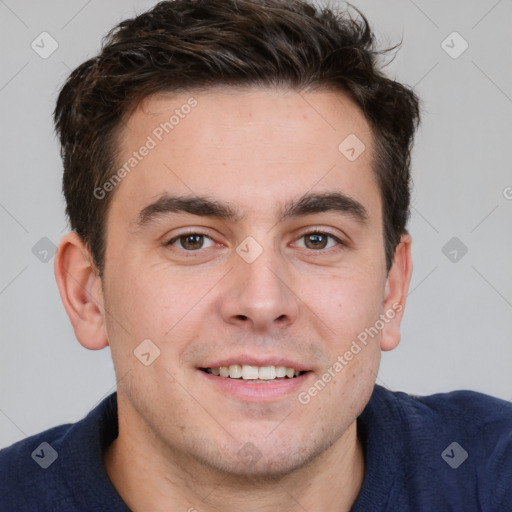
196;353;315;403
200;364;308;383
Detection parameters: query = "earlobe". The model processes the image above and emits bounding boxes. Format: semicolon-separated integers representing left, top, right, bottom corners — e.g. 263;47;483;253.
54;232;108;350
380;233;413;351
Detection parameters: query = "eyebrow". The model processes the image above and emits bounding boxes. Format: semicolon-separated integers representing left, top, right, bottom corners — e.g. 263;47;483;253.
137;191;369;227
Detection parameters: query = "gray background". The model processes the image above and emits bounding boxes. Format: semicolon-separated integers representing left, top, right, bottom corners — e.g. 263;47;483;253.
1;0;511;449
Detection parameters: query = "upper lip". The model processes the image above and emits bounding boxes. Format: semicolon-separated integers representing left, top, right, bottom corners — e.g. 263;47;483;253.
199;356;310;372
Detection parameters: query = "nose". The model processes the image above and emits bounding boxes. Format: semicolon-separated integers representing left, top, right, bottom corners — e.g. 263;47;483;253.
218;245;300;333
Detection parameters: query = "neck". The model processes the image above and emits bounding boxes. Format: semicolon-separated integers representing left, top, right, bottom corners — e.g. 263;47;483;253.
104;396;365;512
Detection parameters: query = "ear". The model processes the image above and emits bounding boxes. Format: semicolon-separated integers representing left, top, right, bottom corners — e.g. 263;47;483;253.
54;232;108;350
380;233;413;351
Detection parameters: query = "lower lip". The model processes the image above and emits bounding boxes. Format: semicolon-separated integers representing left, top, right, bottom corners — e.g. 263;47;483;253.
198;370;313;402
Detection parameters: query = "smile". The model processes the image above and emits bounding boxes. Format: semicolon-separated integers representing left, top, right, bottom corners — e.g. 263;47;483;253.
201;364;307;381
198;363;313;402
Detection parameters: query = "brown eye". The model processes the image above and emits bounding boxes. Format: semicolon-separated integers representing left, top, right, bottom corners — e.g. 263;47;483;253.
180;234;204;250
167;233;214;251
304;233;329;249
297;231;341;251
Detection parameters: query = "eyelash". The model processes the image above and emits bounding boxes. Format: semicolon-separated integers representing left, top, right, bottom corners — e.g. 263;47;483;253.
165;229;345;254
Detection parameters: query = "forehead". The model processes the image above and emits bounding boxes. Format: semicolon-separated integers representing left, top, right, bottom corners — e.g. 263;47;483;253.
111;87;380;223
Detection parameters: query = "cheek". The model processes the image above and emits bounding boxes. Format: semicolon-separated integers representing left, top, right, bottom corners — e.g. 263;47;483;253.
101;262;170;356
308;267;385;338
304;272;384;421
102;257;218;357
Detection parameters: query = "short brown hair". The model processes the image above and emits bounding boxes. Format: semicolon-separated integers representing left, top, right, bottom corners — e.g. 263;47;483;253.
54;0;420;274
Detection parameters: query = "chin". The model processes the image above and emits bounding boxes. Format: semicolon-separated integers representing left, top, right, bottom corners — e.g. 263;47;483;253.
209;453;311;480
198;434;331;480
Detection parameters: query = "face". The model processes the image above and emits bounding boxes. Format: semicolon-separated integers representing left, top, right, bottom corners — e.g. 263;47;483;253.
99;87;397;477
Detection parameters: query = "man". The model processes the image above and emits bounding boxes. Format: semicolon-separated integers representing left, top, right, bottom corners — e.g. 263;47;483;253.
0;0;511;510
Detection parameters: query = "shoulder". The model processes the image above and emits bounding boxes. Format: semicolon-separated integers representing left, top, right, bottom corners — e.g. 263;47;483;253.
0;393;121;511
370;384;512;456
360;385;512;509
367;384;512;434
0;423;75;510
417;387;512;507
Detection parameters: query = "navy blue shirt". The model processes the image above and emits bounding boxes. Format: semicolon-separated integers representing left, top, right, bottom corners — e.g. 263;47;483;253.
1;384;511;511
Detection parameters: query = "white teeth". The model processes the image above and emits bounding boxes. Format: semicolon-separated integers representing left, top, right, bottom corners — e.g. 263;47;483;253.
242;365;259;380
275;366;287;378
258;366;276;380
206;365;303;380
229;364;242;378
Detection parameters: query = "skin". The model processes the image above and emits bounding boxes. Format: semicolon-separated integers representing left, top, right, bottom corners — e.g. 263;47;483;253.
55;87;412;512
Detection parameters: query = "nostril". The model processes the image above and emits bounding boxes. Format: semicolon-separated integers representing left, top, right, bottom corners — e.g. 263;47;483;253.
236;315;248;320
